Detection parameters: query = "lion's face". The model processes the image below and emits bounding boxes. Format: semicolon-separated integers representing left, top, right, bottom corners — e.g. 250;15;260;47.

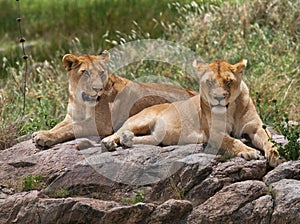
195;59;247;114
62;51;110;106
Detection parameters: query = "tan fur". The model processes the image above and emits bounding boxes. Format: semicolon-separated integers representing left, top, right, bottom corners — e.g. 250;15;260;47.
102;59;281;167
32;51;196;147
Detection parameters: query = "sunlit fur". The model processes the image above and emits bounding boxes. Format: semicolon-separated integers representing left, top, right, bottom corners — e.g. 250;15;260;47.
32;51;196;147
102;59;282;167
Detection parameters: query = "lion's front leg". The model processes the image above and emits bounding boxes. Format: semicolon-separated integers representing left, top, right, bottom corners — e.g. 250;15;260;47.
32;119;75;147
247;127;283;167
211;133;261;160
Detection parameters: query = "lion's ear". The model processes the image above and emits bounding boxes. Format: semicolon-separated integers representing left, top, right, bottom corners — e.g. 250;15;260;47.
62;54;79;71
193;59;208;77
98;50;110;63
233;59;247;76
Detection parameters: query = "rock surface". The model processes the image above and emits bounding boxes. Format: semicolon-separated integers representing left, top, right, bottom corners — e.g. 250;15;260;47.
0;137;299;224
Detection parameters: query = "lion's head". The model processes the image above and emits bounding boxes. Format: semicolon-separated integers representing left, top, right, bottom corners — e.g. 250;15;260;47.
62;50;110;106
194;59;247;114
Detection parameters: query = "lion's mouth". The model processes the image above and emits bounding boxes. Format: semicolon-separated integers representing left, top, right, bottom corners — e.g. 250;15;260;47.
210;103;229;109
82;92;100;102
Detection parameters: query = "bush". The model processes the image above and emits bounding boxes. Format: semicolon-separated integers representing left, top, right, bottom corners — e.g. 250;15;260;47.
263;118;300;161
22;174;42;191
122;190;145;204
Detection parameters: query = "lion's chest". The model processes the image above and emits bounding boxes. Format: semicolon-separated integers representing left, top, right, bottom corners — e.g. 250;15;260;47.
199;107;236;137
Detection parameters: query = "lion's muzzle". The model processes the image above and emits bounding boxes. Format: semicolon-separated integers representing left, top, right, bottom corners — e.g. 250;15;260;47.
82;92;100;102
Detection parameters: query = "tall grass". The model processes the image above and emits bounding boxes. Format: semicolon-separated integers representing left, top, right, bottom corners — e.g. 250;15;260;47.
0;0;192;72
0;0;299;150
173;0;300;124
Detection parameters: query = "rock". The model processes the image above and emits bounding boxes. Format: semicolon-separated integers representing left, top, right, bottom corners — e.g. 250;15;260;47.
100;202;154;224
0;190;142;224
263;160;300;185
0;185;15;204
45;161;130;202
270;179;300;223
148;152;215;202
0;139;86;190
0;133;299;223
145;199;193;224
238;195;273;223
187;157;267;204
187;180;271;223
0;191;193;224
43;143;216;201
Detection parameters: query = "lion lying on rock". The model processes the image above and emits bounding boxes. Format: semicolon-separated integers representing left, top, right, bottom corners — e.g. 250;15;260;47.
101;59;281;167
32;51;196;147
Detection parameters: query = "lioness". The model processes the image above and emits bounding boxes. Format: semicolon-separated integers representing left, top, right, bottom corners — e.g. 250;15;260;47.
101;59;281;167
32;51;196;147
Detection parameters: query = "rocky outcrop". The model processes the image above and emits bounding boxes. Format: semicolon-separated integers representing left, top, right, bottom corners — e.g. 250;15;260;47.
263;160;300;184
0;190;192;224
187;180;273;223
0;137;299;224
270;179;300;223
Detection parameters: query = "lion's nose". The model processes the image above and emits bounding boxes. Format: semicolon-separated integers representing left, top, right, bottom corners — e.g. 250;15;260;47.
92;87;102;92
214;96;226;102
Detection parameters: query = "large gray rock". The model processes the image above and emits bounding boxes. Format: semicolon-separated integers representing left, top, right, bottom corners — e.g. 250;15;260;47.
0;190;152;224
0;139;86;190
187;157;266;204
0;190;119;224
187;180;272;223
0;136;299;223
0;190;192;224
144;199;193;224
264;160;300;185
270;179;300;224
45;143;215;201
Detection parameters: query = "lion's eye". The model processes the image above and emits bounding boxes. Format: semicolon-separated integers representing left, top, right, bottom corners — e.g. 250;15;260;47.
99;70;106;78
81;70;90;77
225;79;232;87
206;79;215;87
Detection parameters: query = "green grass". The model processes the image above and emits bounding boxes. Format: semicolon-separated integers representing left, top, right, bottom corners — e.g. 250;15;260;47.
22;173;43;191
0;0;299;150
122;189;145;204
49;188;71;198
0;0;194;70
263;117;300;161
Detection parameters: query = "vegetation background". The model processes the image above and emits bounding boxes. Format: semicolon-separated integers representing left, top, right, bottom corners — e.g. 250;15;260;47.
0;0;299;150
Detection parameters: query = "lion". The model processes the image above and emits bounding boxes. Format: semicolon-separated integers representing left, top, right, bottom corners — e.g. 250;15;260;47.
32;50;196;147
101;59;281;167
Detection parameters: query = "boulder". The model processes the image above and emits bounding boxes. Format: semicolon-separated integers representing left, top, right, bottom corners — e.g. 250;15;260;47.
0;190;148;224
144;199;193;224
187;180;272;223
0;190;192;224
270;179;300;224
187;157;266;204
0;136;299;223
263;160;300;185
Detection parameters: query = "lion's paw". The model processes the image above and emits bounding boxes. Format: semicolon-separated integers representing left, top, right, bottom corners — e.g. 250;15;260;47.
101;136;118;152
32;130;56;147
120;130;134;148
266;148;285;167
237;147;262;161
